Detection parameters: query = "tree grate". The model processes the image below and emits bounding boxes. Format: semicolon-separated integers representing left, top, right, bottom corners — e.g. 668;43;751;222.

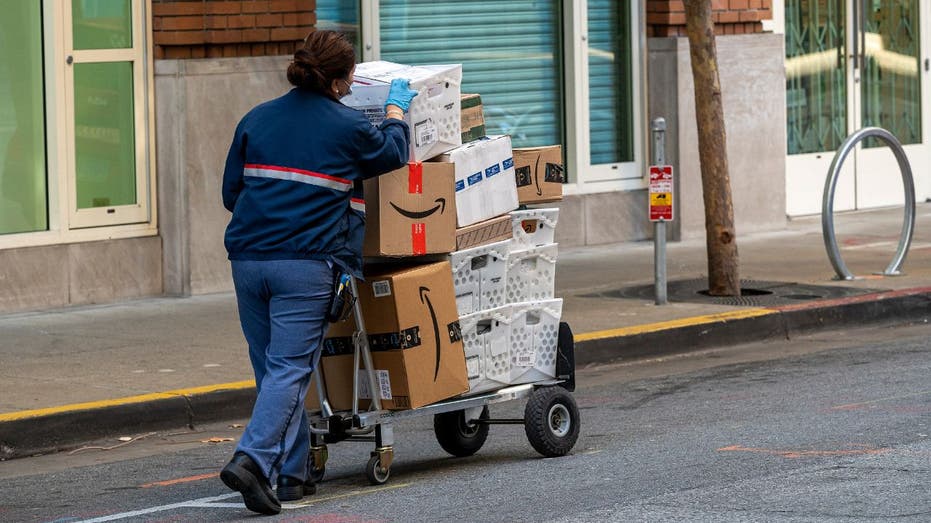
580;279;885;307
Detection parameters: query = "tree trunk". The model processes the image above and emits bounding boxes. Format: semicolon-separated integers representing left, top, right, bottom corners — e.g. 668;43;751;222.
683;0;740;296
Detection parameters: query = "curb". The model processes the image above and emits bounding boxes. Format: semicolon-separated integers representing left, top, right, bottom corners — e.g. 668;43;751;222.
3;288;930;460
574;287;931;364
0;383;257;460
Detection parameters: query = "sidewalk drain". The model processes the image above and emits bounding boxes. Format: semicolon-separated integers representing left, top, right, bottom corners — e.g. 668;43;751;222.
580;279;885;307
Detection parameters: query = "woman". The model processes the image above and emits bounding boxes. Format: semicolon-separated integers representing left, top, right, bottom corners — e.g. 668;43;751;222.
219;30;417;515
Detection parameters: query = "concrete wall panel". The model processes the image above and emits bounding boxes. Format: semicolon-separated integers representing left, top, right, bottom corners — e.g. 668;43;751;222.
68;237;162;306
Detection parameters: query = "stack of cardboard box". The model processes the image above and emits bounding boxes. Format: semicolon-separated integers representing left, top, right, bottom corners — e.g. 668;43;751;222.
308;61;566;412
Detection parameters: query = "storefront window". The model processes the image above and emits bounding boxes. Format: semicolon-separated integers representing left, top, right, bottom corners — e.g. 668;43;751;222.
315;0;362;62
379;0;564;148
588;0;634;164
74;62;137;209
72;0;132;50
0;1;48;235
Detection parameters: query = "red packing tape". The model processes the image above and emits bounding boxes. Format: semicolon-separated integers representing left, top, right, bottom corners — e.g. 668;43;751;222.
411;223;426;255
408;162;423;194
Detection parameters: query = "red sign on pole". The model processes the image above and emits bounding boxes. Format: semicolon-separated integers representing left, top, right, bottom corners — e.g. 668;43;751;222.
649;165;674;222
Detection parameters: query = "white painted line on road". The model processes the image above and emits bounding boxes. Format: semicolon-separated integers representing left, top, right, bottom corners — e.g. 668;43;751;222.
72;493;239;522
70;482;411;521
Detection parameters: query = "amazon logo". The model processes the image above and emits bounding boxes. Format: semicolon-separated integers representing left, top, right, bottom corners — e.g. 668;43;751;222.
419;286;442;381
417;286;463;382
389;198;447;220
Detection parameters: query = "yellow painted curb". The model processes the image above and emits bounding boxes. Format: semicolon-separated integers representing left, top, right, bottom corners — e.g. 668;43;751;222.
573;308;776;343
0;380;255;423
1;310;776;424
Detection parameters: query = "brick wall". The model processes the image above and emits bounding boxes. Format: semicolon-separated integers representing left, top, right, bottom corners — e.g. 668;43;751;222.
647;0;772;37
152;0;316;59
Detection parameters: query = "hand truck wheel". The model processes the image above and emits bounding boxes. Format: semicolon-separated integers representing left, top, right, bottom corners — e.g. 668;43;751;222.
524;386;581;457
433;406;489;457
365;453;391;485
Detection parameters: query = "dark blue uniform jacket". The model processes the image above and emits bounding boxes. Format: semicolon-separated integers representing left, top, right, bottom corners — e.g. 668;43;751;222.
222;88;409;277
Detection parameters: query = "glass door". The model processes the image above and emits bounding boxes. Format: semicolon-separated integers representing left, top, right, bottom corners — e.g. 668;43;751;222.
855;0;926;209
64;0;148;228
785;0;928;216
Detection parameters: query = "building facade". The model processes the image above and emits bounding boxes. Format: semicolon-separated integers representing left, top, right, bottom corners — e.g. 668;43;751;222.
0;0;925;313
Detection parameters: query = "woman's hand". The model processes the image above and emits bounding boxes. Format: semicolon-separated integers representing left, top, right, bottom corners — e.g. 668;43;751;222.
384;78;418;113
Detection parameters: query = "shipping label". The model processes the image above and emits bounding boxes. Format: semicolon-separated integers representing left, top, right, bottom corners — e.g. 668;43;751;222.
516;350;535;367
465;355;482;380
358;369;392;400
372;280;392;298
414;119;438;148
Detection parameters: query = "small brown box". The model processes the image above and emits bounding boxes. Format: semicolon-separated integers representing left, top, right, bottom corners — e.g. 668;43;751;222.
513;145;564;204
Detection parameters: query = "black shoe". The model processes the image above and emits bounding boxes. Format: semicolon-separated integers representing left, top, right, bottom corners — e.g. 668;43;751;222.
220;452;281;515
277;475;317;502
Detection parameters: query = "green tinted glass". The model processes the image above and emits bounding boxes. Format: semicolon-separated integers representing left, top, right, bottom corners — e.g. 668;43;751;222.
316;0;362;62
861;0;921;148
0;1;48;234
588;0;634;164
785;0;848;154
74;62;136;209
72;0;132;50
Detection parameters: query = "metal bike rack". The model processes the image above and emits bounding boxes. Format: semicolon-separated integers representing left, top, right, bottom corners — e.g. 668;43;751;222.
822;127;916;280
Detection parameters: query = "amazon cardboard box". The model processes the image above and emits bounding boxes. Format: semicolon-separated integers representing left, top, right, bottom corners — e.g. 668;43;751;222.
341;61;462;162
306;317;357;412
364;162;457;257
433;135;519;227
455;214;512;251
460;93;485;143
513;145;564;204
354;261;469;409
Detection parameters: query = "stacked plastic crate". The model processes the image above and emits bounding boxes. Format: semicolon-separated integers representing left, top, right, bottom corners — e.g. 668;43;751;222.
452;207;562;394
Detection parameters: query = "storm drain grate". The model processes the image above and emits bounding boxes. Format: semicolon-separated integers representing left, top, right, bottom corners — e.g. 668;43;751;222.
580;279;885;307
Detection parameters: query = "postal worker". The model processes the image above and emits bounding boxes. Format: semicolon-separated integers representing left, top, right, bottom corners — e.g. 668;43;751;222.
219;30;418;515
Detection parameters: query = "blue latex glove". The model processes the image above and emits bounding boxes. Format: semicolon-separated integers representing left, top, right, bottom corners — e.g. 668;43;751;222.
384;78;419;112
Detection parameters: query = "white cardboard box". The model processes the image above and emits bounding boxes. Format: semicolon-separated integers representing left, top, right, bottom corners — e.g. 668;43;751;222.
510;208;559;249
506;243;558;303
450;239;510;316
509;299;563;384
341;61;462;162
434;135;519;227
459;305;513;395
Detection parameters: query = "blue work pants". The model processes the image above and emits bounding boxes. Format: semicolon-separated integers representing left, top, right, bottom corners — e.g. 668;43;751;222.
231;259;332;484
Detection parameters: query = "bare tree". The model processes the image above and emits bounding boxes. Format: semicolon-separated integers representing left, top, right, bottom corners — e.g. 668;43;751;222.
683;0;740;296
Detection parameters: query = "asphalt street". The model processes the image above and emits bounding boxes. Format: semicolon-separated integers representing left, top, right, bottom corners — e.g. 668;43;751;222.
2;321;930;522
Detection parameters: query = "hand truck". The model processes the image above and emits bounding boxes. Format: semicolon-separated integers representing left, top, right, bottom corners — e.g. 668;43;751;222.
306;278;580;485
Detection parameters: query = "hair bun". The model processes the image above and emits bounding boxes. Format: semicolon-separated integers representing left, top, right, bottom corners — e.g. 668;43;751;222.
287;30;356;96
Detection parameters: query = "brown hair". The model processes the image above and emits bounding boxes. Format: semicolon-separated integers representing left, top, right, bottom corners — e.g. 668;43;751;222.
287;30;355;95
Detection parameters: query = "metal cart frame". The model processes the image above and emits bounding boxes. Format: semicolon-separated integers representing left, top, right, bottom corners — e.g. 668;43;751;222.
306;278;579;485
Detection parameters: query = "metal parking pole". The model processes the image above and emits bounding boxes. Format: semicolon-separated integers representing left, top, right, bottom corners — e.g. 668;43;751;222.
652;118;668;305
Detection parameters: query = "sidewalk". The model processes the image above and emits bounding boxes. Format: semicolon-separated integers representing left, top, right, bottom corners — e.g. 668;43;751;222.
2;205;931;458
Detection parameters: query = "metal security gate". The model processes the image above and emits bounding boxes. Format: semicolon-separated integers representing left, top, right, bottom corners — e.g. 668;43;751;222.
785;0;930;216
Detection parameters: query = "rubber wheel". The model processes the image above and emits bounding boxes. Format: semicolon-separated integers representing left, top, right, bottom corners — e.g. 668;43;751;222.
524;386;580;457
365;454;390;485
433;406;490;457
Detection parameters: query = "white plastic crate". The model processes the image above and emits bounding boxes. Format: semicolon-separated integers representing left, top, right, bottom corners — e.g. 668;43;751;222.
449;240;510;316
459;305;512;394
510;208;559;249
509;299;563;384
506;243;558;303
342;61;462;162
